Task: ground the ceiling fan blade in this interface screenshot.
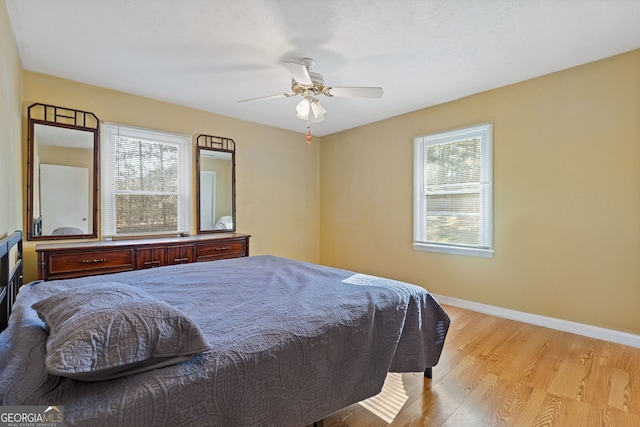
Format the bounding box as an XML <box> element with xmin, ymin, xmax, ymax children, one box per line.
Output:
<box><xmin>327</xmin><ymin>86</ymin><xmax>384</xmax><ymax>98</ymax></box>
<box><xmin>237</xmin><ymin>93</ymin><xmax>293</xmax><ymax>103</ymax></box>
<box><xmin>283</xmin><ymin>61</ymin><xmax>312</xmax><ymax>85</ymax></box>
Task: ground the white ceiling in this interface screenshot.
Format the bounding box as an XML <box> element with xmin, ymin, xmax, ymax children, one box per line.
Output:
<box><xmin>6</xmin><ymin>0</ymin><xmax>640</xmax><ymax>137</ymax></box>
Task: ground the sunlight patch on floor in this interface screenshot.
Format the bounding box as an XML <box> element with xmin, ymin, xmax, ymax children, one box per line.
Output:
<box><xmin>358</xmin><ymin>373</ymin><xmax>408</xmax><ymax>423</ymax></box>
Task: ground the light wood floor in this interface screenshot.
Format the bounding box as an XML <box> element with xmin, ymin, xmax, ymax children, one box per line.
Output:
<box><xmin>323</xmin><ymin>305</ymin><xmax>640</xmax><ymax>427</ymax></box>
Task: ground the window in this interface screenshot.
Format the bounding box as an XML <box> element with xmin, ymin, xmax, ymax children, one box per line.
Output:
<box><xmin>413</xmin><ymin>123</ymin><xmax>493</xmax><ymax>258</ymax></box>
<box><xmin>101</xmin><ymin>123</ymin><xmax>192</xmax><ymax>238</ymax></box>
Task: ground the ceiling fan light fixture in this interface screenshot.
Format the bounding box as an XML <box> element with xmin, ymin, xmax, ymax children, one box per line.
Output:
<box><xmin>296</xmin><ymin>97</ymin><xmax>311</xmax><ymax>120</ymax></box>
<box><xmin>296</xmin><ymin>96</ymin><xmax>325</xmax><ymax>122</ymax></box>
<box><xmin>310</xmin><ymin>98</ymin><xmax>326</xmax><ymax>118</ymax></box>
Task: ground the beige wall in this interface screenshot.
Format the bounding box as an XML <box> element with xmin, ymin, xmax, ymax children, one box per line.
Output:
<box><xmin>320</xmin><ymin>50</ymin><xmax>640</xmax><ymax>335</ymax></box>
<box><xmin>0</xmin><ymin>0</ymin><xmax>23</xmax><ymax>237</ymax></box>
<box><xmin>21</xmin><ymin>71</ymin><xmax>320</xmax><ymax>282</ymax></box>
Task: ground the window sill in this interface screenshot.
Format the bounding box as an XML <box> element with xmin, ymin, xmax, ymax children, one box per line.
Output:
<box><xmin>412</xmin><ymin>242</ymin><xmax>494</xmax><ymax>258</ymax></box>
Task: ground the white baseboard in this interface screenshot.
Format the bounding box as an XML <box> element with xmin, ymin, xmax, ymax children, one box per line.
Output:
<box><xmin>432</xmin><ymin>293</ymin><xmax>640</xmax><ymax>349</ymax></box>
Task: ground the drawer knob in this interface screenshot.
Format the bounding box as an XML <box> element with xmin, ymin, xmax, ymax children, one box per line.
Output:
<box><xmin>214</xmin><ymin>247</ymin><xmax>231</xmax><ymax>251</ymax></box>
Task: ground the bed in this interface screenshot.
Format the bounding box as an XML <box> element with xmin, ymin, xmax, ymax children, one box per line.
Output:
<box><xmin>0</xmin><ymin>234</ymin><xmax>449</xmax><ymax>426</ymax></box>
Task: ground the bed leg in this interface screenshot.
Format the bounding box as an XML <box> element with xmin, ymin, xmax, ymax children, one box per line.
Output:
<box><xmin>424</xmin><ymin>367</ymin><xmax>432</xmax><ymax>378</ymax></box>
<box><xmin>313</xmin><ymin>421</ymin><xmax>324</xmax><ymax>427</ymax></box>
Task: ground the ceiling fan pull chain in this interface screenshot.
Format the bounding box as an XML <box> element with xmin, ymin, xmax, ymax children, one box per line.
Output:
<box><xmin>305</xmin><ymin>121</ymin><xmax>312</xmax><ymax>144</ymax></box>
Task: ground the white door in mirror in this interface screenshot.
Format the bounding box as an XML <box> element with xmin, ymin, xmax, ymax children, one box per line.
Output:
<box><xmin>200</xmin><ymin>171</ymin><xmax>216</xmax><ymax>231</ymax></box>
<box><xmin>40</xmin><ymin>164</ymin><xmax>89</xmax><ymax>234</ymax></box>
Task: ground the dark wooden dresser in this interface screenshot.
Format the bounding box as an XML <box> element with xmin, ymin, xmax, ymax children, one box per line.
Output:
<box><xmin>36</xmin><ymin>233</ymin><xmax>250</xmax><ymax>281</ymax></box>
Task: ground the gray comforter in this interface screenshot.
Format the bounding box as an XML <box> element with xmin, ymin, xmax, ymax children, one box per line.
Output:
<box><xmin>0</xmin><ymin>255</ymin><xmax>449</xmax><ymax>426</ymax></box>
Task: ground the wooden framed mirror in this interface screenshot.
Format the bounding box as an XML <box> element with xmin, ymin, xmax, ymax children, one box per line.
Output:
<box><xmin>26</xmin><ymin>103</ymin><xmax>99</xmax><ymax>240</ymax></box>
<box><xmin>196</xmin><ymin>134</ymin><xmax>236</xmax><ymax>234</ymax></box>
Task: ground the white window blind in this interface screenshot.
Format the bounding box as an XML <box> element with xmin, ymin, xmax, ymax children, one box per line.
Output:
<box><xmin>101</xmin><ymin>123</ymin><xmax>192</xmax><ymax>238</ymax></box>
<box><xmin>413</xmin><ymin>123</ymin><xmax>493</xmax><ymax>258</ymax></box>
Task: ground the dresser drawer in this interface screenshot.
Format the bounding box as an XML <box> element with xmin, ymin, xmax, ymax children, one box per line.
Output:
<box><xmin>45</xmin><ymin>248</ymin><xmax>136</xmax><ymax>279</ymax></box>
<box><xmin>36</xmin><ymin>233</ymin><xmax>250</xmax><ymax>280</ymax></box>
<box><xmin>136</xmin><ymin>247</ymin><xmax>167</xmax><ymax>269</ymax></box>
<box><xmin>196</xmin><ymin>238</ymin><xmax>247</xmax><ymax>262</ymax></box>
<box><xmin>167</xmin><ymin>244</ymin><xmax>195</xmax><ymax>265</ymax></box>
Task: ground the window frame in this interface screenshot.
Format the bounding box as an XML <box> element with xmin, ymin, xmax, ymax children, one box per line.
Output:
<box><xmin>413</xmin><ymin>123</ymin><xmax>494</xmax><ymax>258</ymax></box>
<box><xmin>101</xmin><ymin>122</ymin><xmax>192</xmax><ymax>239</ymax></box>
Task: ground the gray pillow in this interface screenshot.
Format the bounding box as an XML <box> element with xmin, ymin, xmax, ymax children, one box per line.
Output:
<box><xmin>32</xmin><ymin>283</ymin><xmax>209</xmax><ymax>381</ymax></box>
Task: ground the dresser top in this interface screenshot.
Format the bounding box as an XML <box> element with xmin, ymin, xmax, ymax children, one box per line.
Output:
<box><xmin>35</xmin><ymin>233</ymin><xmax>251</xmax><ymax>252</ymax></box>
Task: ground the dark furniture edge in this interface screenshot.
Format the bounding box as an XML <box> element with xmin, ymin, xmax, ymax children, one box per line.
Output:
<box><xmin>1</xmin><ymin>230</ymin><xmax>23</xmax><ymax>332</ymax></box>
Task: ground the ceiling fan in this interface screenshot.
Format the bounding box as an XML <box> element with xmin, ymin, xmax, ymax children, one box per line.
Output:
<box><xmin>238</xmin><ymin>58</ymin><xmax>384</xmax><ymax>124</ymax></box>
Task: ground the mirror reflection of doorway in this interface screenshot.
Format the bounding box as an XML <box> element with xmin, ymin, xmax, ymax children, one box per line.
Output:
<box><xmin>200</xmin><ymin>171</ymin><xmax>216</xmax><ymax>231</ymax></box>
<box><xmin>40</xmin><ymin>164</ymin><xmax>89</xmax><ymax>234</ymax></box>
